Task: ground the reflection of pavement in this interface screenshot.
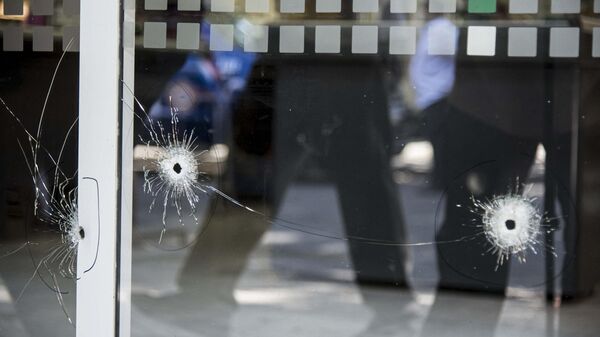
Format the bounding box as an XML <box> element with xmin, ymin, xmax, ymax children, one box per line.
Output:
<box><xmin>0</xmin><ymin>182</ymin><xmax>597</xmax><ymax>336</ymax></box>
<box><xmin>0</xmin><ymin>181</ymin><xmax>594</xmax><ymax>337</ymax></box>
<box><xmin>0</xmin><ymin>234</ymin><xmax>76</xmax><ymax>337</ymax></box>
<box><xmin>129</xmin><ymin>182</ymin><xmax>600</xmax><ymax>337</ymax></box>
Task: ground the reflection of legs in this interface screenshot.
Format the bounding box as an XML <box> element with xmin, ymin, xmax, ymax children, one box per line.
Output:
<box><xmin>273</xmin><ymin>61</ymin><xmax>408</xmax><ymax>284</ymax></box>
<box><xmin>310</xmin><ymin>63</ymin><xmax>409</xmax><ymax>335</ymax></box>
<box><xmin>178</xmin><ymin>199</ymin><xmax>271</xmax><ymax>290</ymax></box>
<box><xmin>175</xmin><ymin>79</ymin><xmax>308</xmax><ymax>335</ymax></box>
<box><xmin>177</xmin><ymin>198</ymin><xmax>270</xmax><ymax>336</ymax></box>
<box><xmin>330</xmin><ymin>133</ymin><xmax>407</xmax><ymax>284</ymax></box>
<box><xmin>271</xmin><ymin>132</ymin><xmax>307</xmax><ymax>212</ymax></box>
<box><xmin>323</xmin><ymin>67</ymin><xmax>407</xmax><ymax>285</ymax></box>
<box><xmin>436</xmin><ymin>110</ymin><xmax>536</xmax><ymax>292</ymax></box>
<box><xmin>550</xmin><ymin>133</ymin><xmax>588</xmax><ymax>298</ymax></box>
<box><xmin>424</xmin><ymin>99</ymin><xmax>452</xmax><ymax>189</ymax></box>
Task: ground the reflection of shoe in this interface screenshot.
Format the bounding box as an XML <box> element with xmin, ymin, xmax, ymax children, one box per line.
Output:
<box><xmin>436</xmin><ymin>283</ymin><xmax>506</xmax><ymax>297</ymax></box>
<box><xmin>355</xmin><ymin>276</ymin><xmax>409</xmax><ymax>289</ymax></box>
<box><xmin>546</xmin><ymin>289</ymin><xmax>594</xmax><ymax>304</ymax></box>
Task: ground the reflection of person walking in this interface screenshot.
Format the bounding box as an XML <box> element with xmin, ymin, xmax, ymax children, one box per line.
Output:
<box><xmin>273</xmin><ymin>60</ymin><xmax>409</xmax><ymax>286</ymax></box>
<box><xmin>409</xmin><ymin>16</ymin><xmax>458</xmax><ymax>188</ymax></box>
<box><xmin>422</xmin><ymin>18</ymin><xmax>558</xmax><ymax>293</ymax></box>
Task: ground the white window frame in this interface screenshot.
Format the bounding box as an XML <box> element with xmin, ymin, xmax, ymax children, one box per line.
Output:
<box><xmin>77</xmin><ymin>0</ymin><xmax>134</xmax><ymax>336</ymax></box>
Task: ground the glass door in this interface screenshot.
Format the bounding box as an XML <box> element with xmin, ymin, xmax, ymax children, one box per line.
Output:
<box><xmin>3</xmin><ymin>0</ymin><xmax>600</xmax><ymax>336</ymax></box>
<box><xmin>0</xmin><ymin>0</ymin><xmax>81</xmax><ymax>336</ymax></box>
<box><xmin>2</xmin><ymin>0</ymin><xmax>127</xmax><ymax>336</ymax></box>
<box><xmin>121</xmin><ymin>1</ymin><xmax>600</xmax><ymax>337</ymax></box>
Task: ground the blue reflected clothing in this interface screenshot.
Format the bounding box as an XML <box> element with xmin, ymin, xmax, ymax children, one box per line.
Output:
<box><xmin>149</xmin><ymin>54</ymin><xmax>220</xmax><ymax>144</ymax></box>
<box><xmin>201</xmin><ymin>21</ymin><xmax>256</xmax><ymax>95</ymax></box>
<box><xmin>213</xmin><ymin>49</ymin><xmax>256</xmax><ymax>94</ymax></box>
<box><xmin>150</xmin><ymin>21</ymin><xmax>257</xmax><ymax>144</ymax></box>
<box><xmin>409</xmin><ymin>17</ymin><xmax>458</xmax><ymax>110</ymax></box>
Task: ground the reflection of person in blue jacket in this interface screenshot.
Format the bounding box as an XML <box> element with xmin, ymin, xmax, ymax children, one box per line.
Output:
<box><xmin>149</xmin><ymin>21</ymin><xmax>257</xmax><ymax>145</ymax></box>
<box><xmin>149</xmin><ymin>53</ymin><xmax>220</xmax><ymax>145</ymax></box>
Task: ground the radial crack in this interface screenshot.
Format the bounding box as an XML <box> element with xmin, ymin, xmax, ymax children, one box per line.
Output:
<box><xmin>467</xmin><ymin>179</ymin><xmax>556</xmax><ymax>270</ymax></box>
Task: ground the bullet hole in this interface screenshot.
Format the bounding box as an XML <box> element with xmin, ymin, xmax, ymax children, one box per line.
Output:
<box><xmin>173</xmin><ymin>162</ymin><xmax>182</xmax><ymax>174</ymax></box>
<box><xmin>79</xmin><ymin>227</ymin><xmax>85</xmax><ymax>239</ymax></box>
<box><xmin>470</xmin><ymin>183</ymin><xmax>549</xmax><ymax>269</ymax></box>
<box><xmin>505</xmin><ymin>219</ymin><xmax>516</xmax><ymax>230</ymax></box>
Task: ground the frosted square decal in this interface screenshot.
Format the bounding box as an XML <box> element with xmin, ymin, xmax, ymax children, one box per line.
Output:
<box><xmin>391</xmin><ymin>0</ymin><xmax>417</xmax><ymax>13</ymax></box>
<box><xmin>3</xmin><ymin>0</ymin><xmax>23</xmax><ymax>15</ymax></box>
<box><xmin>145</xmin><ymin>0</ymin><xmax>167</xmax><ymax>10</ymax></box>
<box><xmin>62</xmin><ymin>26</ymin><xmax>79</xmax><ymax>51</ymax></box>
<box><xmin>178</xmin><ymin>0</ymin><xmax>201</xmax><ymax>11</ymax></box>
<box><xmin>508</xmin><ymin>27</ymin><xmax>537</xmax><ymax>57</ymax></box>
<box><xmin>316</xmin><ymin>0</ymin><xmax>341</xmax><ymax>12</ymax></box>
<box><xmin>353</xmin><ymin>0</ymin><xmax>378</xmax><ymax>12</ymax></box>
<box><xmin>210</xmin><ymin>24</ymin><xmax>234</xmax><ymax>51</ymax></box>
<box><xmin>31</xmin><ymin>0</ymin><xmax>53</xmax><ymax>15</ymax></box>
<box><xmin>33</xmin><ymin>26</ymin><xmax>54</xmax><ymax>52</ymax></box>
<box><xmin>3</xmin><ymin>26</ymin><xmax>23</xmax><ymax>51</ymax></box>
<box><xmin>467</xmin><ymin>26</ymin><xmax>496</xmax><ymax>56</ymax></box>
<box><xmin>246</xmin><ymin>0</ymin><xmax>269</xmax><ymax>12</ymax></box>
<box><xmin>176</xmin><ymin>23</ymin><xmax>200</xmax><ymax>50</ymax></box>
<box><xmin>244</xmin><ymin>24</ymin><xmax>268</xmax><ymax>52</ymax></box>
<box><xmin>509</xmin><ymin>0</ymin><xmax>537</xmax><ymax>13</ymax></box>
<box><xmin>143</xmin><ymin>22</ymin><xmax>166</xmax><ymax>49</ymax></box>
<box><xmin>281</xmin><ymin>0</ymin><xmax>304</xmax><ymax>13</ymax></box>
<box><xmin>427</xmin><ymin>23</ymin><xmax>457</xmax><ymax>55</ymax></box>
<box><xmin>429</xmin><ymin>0</ymin><xmax>456</xmax><ymax>13</ymax></box>
<box><xmin>315</xmin><ymin>25</ymin><xmax>341</xmax><ymax>54</ymax></box>
<box><xmin>212</xmin><ymin>0</ymin><xmax>234</xmax><ymax>12</ymax></box>
<box><xmin>551</xmin><ymin>0</ymin><xmax>580</xmax><ymax>13</ymax></box>
<box><xmin>549</xmin><ymin>27</ymin><xmax>579</xmax><ymax>57</ymax></box>
<box><xmin>63</xmin><ymin>0</ymin><xmax>80</xmax><ymax>15</ymax></box>
<box><xmin>279</xmin><ymin>26</ymin><xmax>304</xmax><ymax>53</ymax></box>
<box><xmin>468</xmin><ymin>0</ymin><xmax>496</xmax><ymax>13</ymax></box>
<box><xmin>389</xmin><ymin>26</ymin><xmax>416</xmax><ymax>55</ymax></box>
<box><xmin>352</xmin><ymin>26</ymin><xmax>378</xmax><ymax>54</ymax></box>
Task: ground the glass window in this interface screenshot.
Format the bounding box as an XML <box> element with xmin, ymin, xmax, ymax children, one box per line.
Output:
<box><xmin>0</xmin><ymin>0</ymin><xmax>80</xmax><ymax>335</ymax></box>
<box><xmin>126</xmin><ymin>1</ymin><xmax>600</xmax><ymax>336</ymax></box>
<box><xmin>2</xmin><ymin>0</ymin><xmax>600</xmax><ymax>336</ymax></box>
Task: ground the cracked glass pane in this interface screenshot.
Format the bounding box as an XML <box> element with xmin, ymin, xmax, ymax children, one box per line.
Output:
<box><xmin>3</xmin><ymin>0</ymin><xmax>597</xmax><ymax>335</ymax></box>
<box><xmin>1</xmin><ymin>1</ymin><xmax>80</xmax><ymax>333</ymax></box>
<box><xmin>126</xmin><ymin>2</ymin><xmax>600</xmax><ymax>337</ymax></box>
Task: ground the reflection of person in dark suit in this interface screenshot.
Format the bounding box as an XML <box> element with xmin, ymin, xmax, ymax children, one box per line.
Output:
<box><xmin>424</xmin><ymin>24</ymin><xmax>579</xmax><ymax>297</ymax></box>
<box><xmin>272</xmin><ymin>59</ymin><xmax>408</xmax><ymax>285</ymax></box>
<box><xmin>409</xmin><ymin>15</ymin><xmax>458</xmax><ymax>189</ymax></box>
<box><xmin>176</xmin><ymin>31</ymin><xmax>409</xmax><ymax>337</ymax></box>
<box><xmin>409</xmin><ymin>15</ymin><xmax>522</xmax><ymax>292</ymax></box>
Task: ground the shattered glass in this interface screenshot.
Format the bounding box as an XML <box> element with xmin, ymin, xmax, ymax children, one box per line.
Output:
<box><xmin>1</xmin><ymin>1</ymin><xmax>599</xmax><ymax>336</ymax></box>
<box><xmin>126</xmin><ymin>2</ymin><xmax>595</xmax><ymax>336</ymax></box>
<box><xmin>1</xmin><ymin>26</ymin><xmax>79</xmax><ymax>337</ymax></box>
<box><xmin>127</xmin><ymin>3</ymin><xmax>598</xmax><ymax>336</ymax></box>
